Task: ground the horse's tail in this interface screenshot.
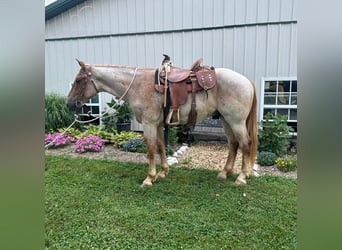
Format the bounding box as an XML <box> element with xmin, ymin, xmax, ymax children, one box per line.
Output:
<box><xmin>246</xmin><ymin>80</ymin><xmax>258</xmax><ymax>166</ymax></box>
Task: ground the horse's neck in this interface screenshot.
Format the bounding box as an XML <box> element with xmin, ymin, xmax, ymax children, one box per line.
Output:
<box><xmin>92</xmin><ymin>66</ymin><xmax>135</xmax><ymax>98</ymax></box>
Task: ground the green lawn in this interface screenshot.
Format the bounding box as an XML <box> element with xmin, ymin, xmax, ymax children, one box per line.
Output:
<box><xmin>45</xmin><ymin>155</ymin><xmax>297</xmax><ymax>249</ymax></box>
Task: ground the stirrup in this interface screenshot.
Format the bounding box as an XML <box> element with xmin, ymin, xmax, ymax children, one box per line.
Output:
<box><xmin>166</xmin><ymin>109</ymin><xmax>180</xmax><ymax>126</ymax></box>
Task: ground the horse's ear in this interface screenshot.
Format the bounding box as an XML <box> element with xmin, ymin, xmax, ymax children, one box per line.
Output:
<box><xmin>75</xmin><ymin>58</ymin><xmax>86</xmax><ymax>69</ymax></box>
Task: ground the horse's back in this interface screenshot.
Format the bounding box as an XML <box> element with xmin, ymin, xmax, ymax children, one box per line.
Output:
<box><xmin>215</xmin><ymin>68</ymin><xmax>251</xmax><ymax>88</ymax></box>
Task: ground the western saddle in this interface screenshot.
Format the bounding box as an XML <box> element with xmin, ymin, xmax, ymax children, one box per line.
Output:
<box><xmin>155</xmin><ymin>54</ymin><xmax>216</xmax><ymax>126</ymax></box>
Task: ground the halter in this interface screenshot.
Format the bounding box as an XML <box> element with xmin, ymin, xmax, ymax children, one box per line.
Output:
<box><xmin>73</xmin><ymin>69</ymin><xmax>99</xmax><ymax>108</ymax></box>
<box><xmin>85</xmin><ymin>70</ymin><xmax>99</xmax><ymax>93</ymax></box>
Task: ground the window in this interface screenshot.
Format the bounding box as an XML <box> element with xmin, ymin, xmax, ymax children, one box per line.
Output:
<box><xmin>261</xmin><ymin>78</ymin><xmax>297</xmax><ymax>134</ymax></box>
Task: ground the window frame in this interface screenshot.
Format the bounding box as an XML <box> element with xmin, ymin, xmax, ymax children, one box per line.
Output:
<box><xmin>260</xmin><ymin>77</ymin><xmax>297</xmax><ymax>135</ymax></box>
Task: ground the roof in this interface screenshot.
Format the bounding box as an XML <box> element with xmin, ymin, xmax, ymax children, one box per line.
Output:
<box><xmin>45</xmin><ymin>0</ymin><xmax>87</xmax><ymax>20</ymax></box>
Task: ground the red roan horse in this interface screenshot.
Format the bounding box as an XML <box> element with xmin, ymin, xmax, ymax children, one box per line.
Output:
<box><xmin>67</xmin><ymin>59</ymin><xmax>257</xmax><ymax>187</ymax></box>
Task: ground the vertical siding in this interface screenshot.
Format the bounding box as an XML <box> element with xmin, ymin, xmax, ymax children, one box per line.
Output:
<box><xmin>45</xmin><ymin>0</ymin><xmax>298</xmax><ymax>129</ymax></box>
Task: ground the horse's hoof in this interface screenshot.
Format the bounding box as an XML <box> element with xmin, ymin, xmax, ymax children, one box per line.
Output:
<box><xmin>157</xmin><ymin>169</ymin><xmax>169</xmax><ymax>179</ymax></box>
<box><xmin>217</xmin><ymin>172</ymin><xmax>227</xmax><ymax>180</ymax></box>
<box><xmin>141</xmin><ymin>180</ymin><xmax>153</xmax><ymax>188</ymax></box>
<box><xmin>157</xmin><ymin>172</ymin><xmax>166</xmax><ymax>178</ymax></box>
<box><xmin>234</xmin><ymin>178</ymin><xmax>246</xmax><ymax>185</ymax></box>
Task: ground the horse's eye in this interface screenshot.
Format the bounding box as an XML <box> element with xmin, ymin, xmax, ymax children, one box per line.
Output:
<box><xmin>75</xmin><ymin>79</ymin><xmax>81</xmax><ymax>84</ymax></box>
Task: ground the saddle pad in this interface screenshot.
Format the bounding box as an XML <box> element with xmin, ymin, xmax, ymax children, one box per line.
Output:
<box><xmin>196</xmin><ymin>67</ymin><xmax>216</xmax><ymax>90</ymax></box>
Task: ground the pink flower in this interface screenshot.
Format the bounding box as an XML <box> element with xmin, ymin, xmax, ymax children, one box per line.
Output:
<box><xmin>45</xmin><ymin>133</ymin><xmax>75</xmax><ymax>148</ymax></box>
<box><xmin>74</xmin><ymin>136</ymin><xmax>107</xmax><ymax>153</ymax></box>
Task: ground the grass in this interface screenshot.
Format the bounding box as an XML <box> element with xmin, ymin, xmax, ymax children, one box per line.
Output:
<box><xmin>45</xmin><ymin>155</ymin><xmax>297</xmax><ymax>249</ymax></box>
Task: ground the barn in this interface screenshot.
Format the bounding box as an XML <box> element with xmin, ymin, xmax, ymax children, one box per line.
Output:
<box><xmin>45</xmin><ymin>0</ymin><xmax>297</xmax><ymax>136</ymax></box>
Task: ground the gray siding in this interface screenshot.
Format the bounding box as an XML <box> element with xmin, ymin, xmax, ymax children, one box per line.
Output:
<box><xmin>45</xmin><ymin>0</ymin><xmax>297</xmax><ymax>131</ymax></box>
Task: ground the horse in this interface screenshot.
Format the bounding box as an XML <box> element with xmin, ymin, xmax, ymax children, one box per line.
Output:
<box><xmin>67</xmin><ymin>59</ymin><xmax>258</xmax><ymax>187</ymax></box>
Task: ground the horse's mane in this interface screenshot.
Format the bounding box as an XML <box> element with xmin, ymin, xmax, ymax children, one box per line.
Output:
<box><xmin>91</xmin><ymin>64</ymin><xmax>154</xmax><ymax>70</ymax></box>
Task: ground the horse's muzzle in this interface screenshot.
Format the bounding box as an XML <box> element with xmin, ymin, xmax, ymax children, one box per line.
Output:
<box><xmin>66</xmin><ymin>99</ymin><xmax>83</xmax><ymax>113</ymax></box>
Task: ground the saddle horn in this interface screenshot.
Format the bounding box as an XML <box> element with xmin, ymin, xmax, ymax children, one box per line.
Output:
<box><xmin>162</xmin><ymin>54</ymin><xmax>171</xmax><ymax>64</ymax></box>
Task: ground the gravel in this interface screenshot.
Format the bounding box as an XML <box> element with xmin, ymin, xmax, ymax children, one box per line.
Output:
<box><xmin>45</xmin><ymin>141</ymin><xmax>297</xmax><ymax>179</ymax></box>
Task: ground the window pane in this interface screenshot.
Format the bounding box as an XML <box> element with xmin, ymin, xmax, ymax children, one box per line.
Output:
<box><xmin>82</xmin><ymin>105</ymin><xmax>91</xmax><ymax>114</ymax></box>
<box><xmin>287</xmin><ymin>121</ymin><xmax>297</xmax><ymax>133</ymax></box>
<box><xmin>291</xmin><ymin>80</ymin><xmax>297</xmax><ymax>92</ymax></box>
<box><xmin>277</xmin><ymin>81</ymin><xmax>290</xmax><ymax>105</ymax></box>
<box><xmin>90</xmin><ymin>95</ymin><xmax>99</xmax><ymax>103</ymax></box>
<box><xmin>91</xmin><ymin>106</ymin><xmax>99</xmax><ymax>115</ymax></box>
<box><xmin>290</xmin><ymin>81</ymin><xmax>297</xmax><ymax>105</ymax></box>
<box><xmin>291</xmin><ymin>93</ymin><xmax>297</xmax><ymax>105</ymax></box>
<box><xmin>277</xmin><ymin>108</ymin><xmax>289</xmax><ymax>118</ymax></box>
<box><xmin>264</xmin><ymin>108</ymin><xmax>275</xmax><ymax>117</ymax></box>
<box><xmin>264</xmin><ymin>81</ymin><xmax>277</xmax><ymax>104</ymax></box>
<box><xmin>264</xmin><ymin>93</ymin><xmax>277</xmax><ymax>105</ymax></box>
<box><xmin>290</xmin><ymin>109</ymin><xmax>297</xmax><ymax>120</ymax></box>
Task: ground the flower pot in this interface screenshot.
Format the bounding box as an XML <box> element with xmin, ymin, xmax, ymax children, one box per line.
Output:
<box><xmin>116</xmin><ymin>122</ymin><xmax>131</xmax><ymax>132</ymax></box>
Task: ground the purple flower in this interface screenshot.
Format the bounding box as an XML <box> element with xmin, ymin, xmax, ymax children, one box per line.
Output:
<box><xmin>74</xmin><ymin>135</ymin><xmax>107</xmax><ymax>153</ymax></box>
<box><xmin>45</xmin><ymin>133</ymin><xmax>75</xmax><ymax>148</ymax></box>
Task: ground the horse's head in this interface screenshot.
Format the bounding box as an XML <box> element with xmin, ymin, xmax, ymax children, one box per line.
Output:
<box><xmin>66</xmin><ymin>59</ymin><xmax>99</xmax><ymax>113</ymax></box>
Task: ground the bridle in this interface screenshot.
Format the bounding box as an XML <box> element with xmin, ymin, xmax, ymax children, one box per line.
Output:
<box><xmin>73</xmin><ymin>68</ymin><xmax>99</xmax><ymax>109</ymax></box>
<box><xmin>83</xmin><ymin>70</ymin><xmax>99</xmax><ymax>93</ymax></box>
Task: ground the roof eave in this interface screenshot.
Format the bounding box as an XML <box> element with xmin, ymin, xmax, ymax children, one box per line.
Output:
<box><xmin>45</xmin><ymin>0</ymin><xmax>87</xmax><ymax>21</ymax></box>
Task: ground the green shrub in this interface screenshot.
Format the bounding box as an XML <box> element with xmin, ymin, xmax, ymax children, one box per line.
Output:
<box><xmin>257</xmin><ymin>151</ymin><xmax>277</xmax><ymax>166</ymax></box>
<box><xmin>57</xmin><ymin>127</ymin><xmax>82</xmax><ymax>138</ymax></box>
<box><xmin>45</xmin><ymin>93</ymin><xmax>74</xmax><ymax>132</ymax></box>
<box><xmin>76</xmin><ymin>124</ymin><xmax>116</xmax><ymax>142</ymax></box>
<box><xmin>110</xmin><ymin>131</ymin><xmax>142</xmax><ymax>147</ymax></box>
<box><xmin>258</xmin><ymin>112</ymin><xmax>293</xmax><ymax>156</ymax></box>
<box><xmin>168</xmin><ymin>126</ymin><xmax>178</xmax><ymax>146</ymax></box>
<box><xmin>101</xmin><ymin>99</ymin><xmax>117</xmax><ymax>130</ymax></box>
<box><xmin>275</xmin><ymin>155</ymin><xmax>297</xmax><ymax>172</ymax></box>
<box><xmin>121</xmin><ymin>138</ymin><xmax>147</xmax><ymax>153</ymax></box>
<box><xmin>101</xmin><ymin>98</ymin><xmax>133</xmax><ymax>130</ymax></box>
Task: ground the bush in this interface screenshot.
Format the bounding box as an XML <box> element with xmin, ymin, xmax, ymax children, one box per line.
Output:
<box><xmin>101</xmin><ymin>98</ymin><xmax>133</xmax><ymax>130</ymax></box>
<box><xmin>57</xmin><ymin>127</ymin><xmax>82</xmax><ymax>138</ymax></box>
<box><xmin>121</xmin><ymin>138</ymin><xmax>147</xmax><ymax>153</ymax></box>
<box><xmin>110</xmin><ymin>131</ymin><xmax>142</xmax><ymax>147</ymax></box>
<box><xmin>257</xmin><ymin>151</ymin><xmax>277</xmax><ymax>166</ymax></box>
<box><xmin>76</xmin><ymin>124</ymin><xmax>116</xmax><ymax>142</ymax></box>
<box><xmin>168</xmin><ymin>126</ymin><xmax>178</xmax><ymax>146</ymax></box>
<box><xmin>45</xmin><ymin>93</ymin><xmax>75</xmax><ymax>132</ymax></box>
<box><xmin>275</xmin><ymin>155</ymin><xmax>297</xmax><ymax>172</ymax></box>
<box><xmin>258</xmin><ymin>112</ymin><xmax>293</xmax><ymax>156</ymax></box>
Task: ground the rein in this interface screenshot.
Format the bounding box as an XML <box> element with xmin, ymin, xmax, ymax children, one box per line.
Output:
<box><xmin>45</xmin><ymin>67</ymin><xmax>138</xmax><ymax>149</ymax></box>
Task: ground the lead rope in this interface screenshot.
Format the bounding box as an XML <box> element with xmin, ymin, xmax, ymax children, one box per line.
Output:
<box><xmin>45</xmin><ymin>67</ymin><xmax>138</xmax><ymax>149</ymax></box>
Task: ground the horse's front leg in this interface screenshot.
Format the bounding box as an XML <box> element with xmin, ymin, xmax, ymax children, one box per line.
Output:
<box><xmin>141</xmin><ymin>123</ymin><xmax>158</xmax><ymax>187</ymax></box>
<box><xmin>156</xmin><ymin>125</ymin><xmax>169</xmax><ymax>178</ymax></box>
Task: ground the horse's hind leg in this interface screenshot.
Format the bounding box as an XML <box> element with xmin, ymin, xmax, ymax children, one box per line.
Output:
<box><xmin>218</xmin><ymin>119</ymin><xmax>252</xmax><ymax>185</ymax></box>
<box><xmin>156</xmin><ymin>125</ymin><xmax>169</xmax><ymax>178</ymax></box>
<box><xmin>217</xmin><ymin>120</ymin><xmax>239</xmax><ymax>180</ymax></box>
<box><xmin>231</xmin><ymin>124</ymin><xmax>253</xmax><ymax>185</ymax></box>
